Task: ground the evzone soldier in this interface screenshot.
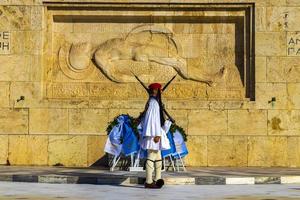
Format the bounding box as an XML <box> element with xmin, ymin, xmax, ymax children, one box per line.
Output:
<box><xmin>138</xmin><ymin>82</ymin><xmax>172</xmax><ymax>189</ymax></box>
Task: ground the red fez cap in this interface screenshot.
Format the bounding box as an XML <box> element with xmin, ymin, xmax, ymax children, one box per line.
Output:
<box><xmin>148</xmin><ymin>83</ymin><xmax>162</xmax><ymax>90</ymax></box>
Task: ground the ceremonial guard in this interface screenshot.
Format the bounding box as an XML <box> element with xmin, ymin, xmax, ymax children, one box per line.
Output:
<box><xmin>138</xmin><ymin>83</ymin><xmax>171</xmax><ymax>189</ymax></box>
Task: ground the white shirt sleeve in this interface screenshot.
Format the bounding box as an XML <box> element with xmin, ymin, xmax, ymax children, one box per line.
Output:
<box><xmin>142</xmin><ymin>98</ymin><xmax>161</xmax><ymax>137</ymax></box>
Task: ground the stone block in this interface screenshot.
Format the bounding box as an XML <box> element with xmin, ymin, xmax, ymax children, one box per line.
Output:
<box><xmin>207</xmin><ymin>136</ymin><xmax>247</xmax><ymax>166</ymax></box>
<box><xmin>281</xmin><ymin>176</ymin><xmax>300</xmax><ymax>184</ymax></box>
<box><xmin>89</xmin><ymin>100</ymin><xmax>146</xmax><ymax>109</ymax></box>
<box><xmin>256</xmin><ymin>32</ymin><xmax>286</xmax><ymax>56</ymax></box>
<box><xmin>23</xmin><ymin>31</ymin><xmax>43</xmax><ymax>55</ymax></box>
<box><xmin>0</xmin><ymin>1</ymin><xmax>10</xmax><ymax>5</ymax></box>
<box><xmin>188</xmin><ymin>110</ymin><xmax>227</xmax><ymax>135</ymax></box>
<box><xmin>27</xmin><ymin>135</ymin><xmax>48</xmax><ymax>165</ymax></box>
<box><xmin>267</xmin><ymin>57</ymin><xmax>300</xmax><ymax>83</ymax></box>
<box><xmin>10</xmin><ymin>0</ymin><xmax>36</xmax><ymax>5</ymax></box>
<box><xmin>108</xmin><ymin>108</ymin><xmax>141</xmax><ymax>120</ymax></box>
<box><xmin>0</xmin><ymin>108</ymin><xmax>28</xmax><ymax>134</ymax></box>
<box><xmin>173</xmin><ymin>34</ymin><xmax>207</xmax><ymax>58</ymax></box>
<box><xmin>185</xmin><ymin>136</ymin><xmax>207</xmax><ymax>166</ymax></box>
<box><xmin>0</xmin><ymin>135</ymin><xmax>8</xmax><ymax>164</ymax></box>
<box><xmin>287</xmin><ymin>137</ymin><xmax>300</xmax><ymax>167</ymax></box>
<box><xmin>29</xmin><ymin>55</ymin><xmax>43</xmax><ymax>81</ymax></box>
<box><xmin>48</xmin><ymin>135</ymin><xmax>88</xmax><ymax>167</ymax></box>
<box><xmin>248</xmin><ymin>136</ymin><xmax>288</xmax><ymax>167</ymax></box>
<box><xmin>207</xmin><ymin>34</ymin><xmax>235</xmax><ymax>58</ymax></box>
<box><xmin>0</xmin><ymin>82</ymin><xmax>9</xmax><ymax>107</ymax></box>
<box><xmin>8</xmin><ymin>135</ymin><xmax>48</xmax><ymax>165</ymax></box>
<box><xmin>87</xmin><ymin>135</ymin><xmax>107</xmax><ymax>166</ymax></box>
<box><xmin>0</xmin><ymin>6</ymin><xmax>31</xmax><ymax>30</ymax></box>
<box><xmin>256</xmin><ymin>57</ymin><xmax>267</xmax><ymax>83</ymax></box>
<box><xmin>69</xmin><ymin>109</ymin><xmax>108</xmax><ymax>135</ymax></box>
<box><xmin>286</xmin><ymin>0</ymin><xmax>300</xmax><ymax>5</ymax></box>
<box><xmin>166</xmin><ymin>109</ymin><xmax>188</xmax><ymax>132</ymax></box>
<box><xmin>31</xmin><ymin>6</ymin><xmax>44</xmax><ymax>30</ymax></box>
<box><xmin>228</xmin><ymin>110</ymin><xmax>267</xmax><ymax>135</ymax></box>
<box><xmin>287</xmin><ymin>83</ymin><xmax>300</xmax><ymax>109</ymax></box>
<box><xmin>255</xmin><ymin>7</ymin><xmax>267</xmax><ymax>32</ymax></box>
<box><xmin>254</xmin><ymin>0</ymin><xmax>286</xmax><ymax>6</ymax></box>
<box><xmin>255</xmin><ymin>83</ymin><xmax>288</xmax><ymax>109</ymax></box>
<box><xmin>267</xmin><ymin>7</ymin><xmax>300</xmax><ymax>32</ymax></box>
<box><xmin>0</xmin><ymin>54</ymin><xmax>31</xmax><ymax>81</ymax></box>
<box><xmin>29</xmin><ymin>108</ymin><xmax>68</xmax><ymax>134</ymax></box>
<box><xmin>226</xmin><ymin>177</ymin><xmax>255</xmax><ymax>185</ymax></box>
<box><xmin>268</xmin><ymin>110</ymin><xmax>300</xmax><ymax>136</ymax></box>
<box><xmin>10</xmin><ymin>82</ymin><xmax>44</xmax><ymax>108</ymax></box>
<box><xmin>167</xmin><ymin>100</ymin><xmax>209</xmax><ymax>110</ymax></box>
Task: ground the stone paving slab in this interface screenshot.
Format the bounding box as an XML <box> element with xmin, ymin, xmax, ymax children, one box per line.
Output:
<box><xmin>1</xmin><ymin>166</ymin><xmax>300</xmax><ymax>185</ymax></box>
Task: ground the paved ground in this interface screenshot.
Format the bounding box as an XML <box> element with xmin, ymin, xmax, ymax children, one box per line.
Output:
<box><xmin>2</xmin><ymin>182</ymin><xmax>300</xmax><ymax>200</ymax></box>
<box><xmin>2</xmin><ymin>166</ymin><xmax>300</xmax><ymax>185</ymax></box>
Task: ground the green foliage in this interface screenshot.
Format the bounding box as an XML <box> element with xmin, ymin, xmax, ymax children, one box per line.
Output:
<box><xmin>106</xmin><ymin>115</ymin><xmax>120</xmax><ymax>135</ymax></box>
<box><xmin>170</xmin><ymin>123</ymin><xmax>188</xmax><ymax>142</ymax></box>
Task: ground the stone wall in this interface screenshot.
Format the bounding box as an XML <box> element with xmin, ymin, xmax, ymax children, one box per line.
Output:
<box><xmin>0</xmin><ymin>0</ymin><xmax>300</xmax><ymax>167</ymax></box>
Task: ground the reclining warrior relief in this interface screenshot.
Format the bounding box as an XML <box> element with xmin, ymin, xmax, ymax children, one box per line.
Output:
<box><xmin>59</xmin><ymin>25</ymin><xmax>240</xmax><ymax>87</ymax></box>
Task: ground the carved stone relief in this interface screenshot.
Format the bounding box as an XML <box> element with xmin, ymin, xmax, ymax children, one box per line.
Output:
<box><xmin>58</xmin><ymin>25</ymin><xmax>240</xmax><ymax>88</ymax></box>
<box><xmin>45</xmin><ymin>4</ymin><xmax>254</xmax><ymax>101</ymax></box>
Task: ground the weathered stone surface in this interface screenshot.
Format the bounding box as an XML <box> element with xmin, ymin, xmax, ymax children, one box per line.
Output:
<box><xmin>256</xmin><ymin>57</ymin><xmax>267</xmax><ymax>83</ymax></box>
<box><xmin>268</xmin><ymin>110</ymin><xmax>300</xmax><ymax>136</ymax></box>
<box><xmin>0</xmin><ymin>6</ymin><xmax>31</xmax><ymax>30</ymax></box>
<box><xmin>267</xmin><ymin>7</ymin><xmax>300</xmax><ymax>32</ymax></box>
<box><xmin>27</xmin><ymin>135</ymin><xmax>48</xmax><ymax>165</ymax></box>
<box><xmin>0</xmin><ymin>0</ymin><xmax>10</xmax><ymax>5</ymax></box>
<box><xmin>185</xmin><ymin>136</ymin><xmax>207</xmax><ymax>167</ymax></box>
<box><xmin>0</xmin><ymin>108</ymin><xmax>28</xmax><ymax>134</ymax></box>
<box><xmin>9</xmin><ymin>0</ymin><xmax>36</xmax><ymax>5</ymax></box>
<box><xmin>69</xmin><ymin>109</ymin><xmax>108</xmax><ymax>135</ymax></box>
<box><xmin>166</xmin><ymin>109</ymin><xmax>188</xmax><ymax>131</ymax></box>
<box><xmin>0</xmin><ymin>82</ymin><xmax>9</xmax><ymax>107</ymax></box>
<box><xmin>286</xmin><ymin>0</ymin><xmax>300</xmax><ymax>5</ymax></box>
<box><xmin>0</xmin><ymin>135</ymin><xmax>8</xmax><ymax>164</ymax></box>
<box><xmin>287</xmin><ymin>137</ymin><xmax>300</xmax><ymax>167</ymax></box>
<box><xmin>0</xmin><ymin>55</ymin><xmax>31</xmax><ymax>81</ymax></box>
<box><xmin>267</xmin><ymin>57</ymin><xmax>300</xmax><ymax>82</ymax></box>
<box><xmin>207</xmin><ymin>136</ymin><xmax>247</xmax><ymax>166</ymax></box>
<box><xmin>11</xmin><ymin>31</ymin><xmax>42</xmax><ymax>54</ymax></box>
<box><xmin>254</xmin><ymin>0</ymin><xmax>286</xmax><ymax>6</ymax></box>
<box><xmin>167</xmin><ymin>100</ymin><xmax>209</xmax><ymax>110</ymax></box>
<box><xmin>188</xmin><ymin>110</ymin><xmax>227</xmax><ymax>135</ymax></box>
<box><xmin>48</xmin><ymin>135</ymin><xmax>88</xmax><ymax>167</ymax></box>
<box><xmin>89</xmin><ymin>100</ymin><xmax>146</xmax><ymax>109</ymax></box>
<box><xmin>87</xmin><ymin>135</ymin><xmax>107</xmax><ymax>166</ymax></box>
<box><xmin>256</xmin><ymin>33</ymin><xmax>286</xmax><ymax>56</ymax></box>
<box><xmin>10</xmin><ymin>82</ymin><xmax>44</xmax><ymax>108</ymax></box>
<box><xmin>0</xmin><ymin>1</ymin><xmax>299</xmax><ymax>168</ymax></box>
<box><xmin>248</xmin><ymin>136</ymin><xmax>288</xmax><ymax>167</ymax></box>
<box><xmin>8</xmin><ymin>135</ymin><xmax>48</xmax><ymax>165</ymax></box>
<box><xmin>287</xmin><ymin>83</ymin><xmax>300</xmax><ymax>109</ymax></box>
<box><xmin>228</xmin><ymin>110</ymin><xmax>267</xmax><ymax>135</ymax></box>
<box><xmin>31</xmin><ymin>6</ymin><xmax>44</xmax><ymax>30</ymax></box>
<box><xmin>255</xmin><ymin>83</ymin><xmax>288</xmax><ymax>109</ymax></box>
<box><xmin>29</xmin><ymin>108</ymin><xmax>68</xmax><ymax>134</ymax></box>
<box><xmin>255</xmin><ymin>7</ymin><xmax>266</xmax><ymax>32</ymax></box>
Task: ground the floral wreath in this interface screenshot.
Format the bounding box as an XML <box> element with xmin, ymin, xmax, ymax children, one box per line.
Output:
<box><xmin>106</xmin><ymin>114</ymin><xmax>187</xmax><ymax>142</ymax></box>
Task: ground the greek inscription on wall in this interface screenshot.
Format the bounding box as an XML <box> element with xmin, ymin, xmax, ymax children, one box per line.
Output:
<box><xmin>0</xmin><ymin>31</ymin><xmax>10</xmax><ymax>54</ymax></box>
<box><xmin>287</xmin><ymin>32</ymin><xmax>300</xmax><ymax>56</ymax></box>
